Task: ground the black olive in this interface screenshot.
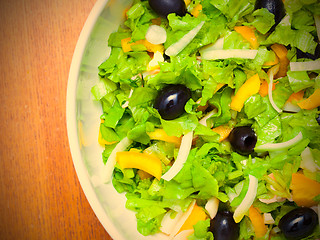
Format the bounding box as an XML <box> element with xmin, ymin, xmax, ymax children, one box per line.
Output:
<box><xmin>154</xmin><ymin>84</ymin><xmax>191</xmax><ymax>120</ymax></box>
<box><xmin>228</xmin><ymin>126</ymin><xmax>257</xmax><ymax>155</ymax></box>
<box><xmin>297</xmin><ymin>44</ymin><xmax>320</xmax><ymax>60</ymax></box>
<box><xmin>209</xmin><ymin>211</ymin><xmax>239</xmax><ymax>240</ymax></box>
<box><xmin>278</xmin><ymin>207</ymin><xmax>318</xmax><ymax>240</ymax></box>
<box><xmin>148</xmin><ymin>0</ymin><xmax>187</xmax><ymax>18</ymax></box>
<box><xmin>254</xmin><ymin>0</ymin><xmax>286</xmax><ymax>29</ymax></box>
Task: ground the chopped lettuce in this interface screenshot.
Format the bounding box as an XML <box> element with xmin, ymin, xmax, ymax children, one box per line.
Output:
<box><xmin>92</xmin><ymin>0</ymin><xmax>320</xmax><ymax>238</ymax></box>
<box><xmin>287</xmin><ymin>70</ymin><xmax>314</xmax><ymax>93</ymax></box>
<box><xmin>249</xmin><ymin>8</ymin><xmax>275</xmax><ymax>34</ymax></box>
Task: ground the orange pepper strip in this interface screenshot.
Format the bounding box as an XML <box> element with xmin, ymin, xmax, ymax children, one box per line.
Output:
<box><xmin>248</xmin><ymin>206</ymin><xmax>268</xmax><ymax>238</ymax></box>
<box><xmin>290</xmin><ymin>173</ymin><xmax>320</xmax><ymax>207</ymax></box>
<box><xmin>271</xmin><ymin>44</ymin><xmax>289</xmax><ymax>78</ymax></box>
<box><xmin>286</xmin><ymin>90</ymin><xmax>304</xmax><ymax>104</ymax></box>
<box><xmin>121</xmin><ymin>37</ymin><xmax>164</xmax><ymax>53</ymax></box>
<box><xmin>116</xmin><ymin>151</ymin><xmax>162</xmax><ymax>180</ymax></box>
<box><xmin>147</xmin><ymin>129</ymin><xmax>181</xmax><ymax>147</ymax></box>
<box><xmin>178</xmin><ymin>204</ymin><xmax>207</xmax><ymax>233</ymax></box>
<box><xmin>259</xmin><ymin>80</ymin><xmax>278</xmax><ymax>97</ymax></box>
<box><xmin>297</xmin><ymin>89</ymin><xmax>320</xmax><ymax>110</ymax></box>
<box><xmin>191</xmin><ymin>4</ymin><xmax>202</xmax><ymax>17</ymax></box>
<box><xmin>234</xmin><ymin>26</ymin><xmax>259</xmax><ymax>49</ymax></box>
<box><xmin>230</xmin><ymin>74</ymin><xmax>261</xmax><ymax>112</ymax></box>
<box><xmin>212</xmin><ymin>125</ymin><xmax>232</xmax><ymax>142</ymax></box>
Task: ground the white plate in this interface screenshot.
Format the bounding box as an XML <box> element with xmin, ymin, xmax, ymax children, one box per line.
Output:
<box><xmin>66</xmin><ymin>0</ymin><xmax>169</xmax><ymax>239</ymax></box>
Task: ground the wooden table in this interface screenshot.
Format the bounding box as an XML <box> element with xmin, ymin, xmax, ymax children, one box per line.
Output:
<box><xmin>0</xmin><ymin>0</ymin><xmax>112</xmax><ymax>239</ymax></box>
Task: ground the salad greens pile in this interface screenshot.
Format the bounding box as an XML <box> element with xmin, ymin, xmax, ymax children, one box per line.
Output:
<box><xmin>92</xmin><ymin>0</ymin><xmax>320</xmax><ymax>239</ymax></box>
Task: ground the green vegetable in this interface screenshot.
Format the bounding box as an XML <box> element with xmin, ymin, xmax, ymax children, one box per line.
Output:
<box><xmin>92</xmin><ymin>0</ymin><xmax>320</xmax><ymax>238</ymax></box>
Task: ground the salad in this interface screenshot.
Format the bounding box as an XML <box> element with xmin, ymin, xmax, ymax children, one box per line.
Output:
<box><xmin>91</xmin><ymin>0</ymin><xmax>320</xmax><ymax>239</ymax></box>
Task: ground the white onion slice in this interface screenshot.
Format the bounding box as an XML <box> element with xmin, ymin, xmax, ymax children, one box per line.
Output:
<box><xmin>160</xmin><ymin>210</ymin><xmax>184</xmax><ymax>235</ymax></box>
<box><xmin>198</xmin><ymin>109</ymin><xmax>217</xmax><ymax>127</ymax></box>
<box><xmin>172</xmin><ymin>229</ymin><xmax>194</xmax><ymax>240</ymax></box>
<box><xmin>282</xmin><ymin>101</ymin><xmax>301</xmax><ymax>113</ymax></box>
<box><xmin>145</xmin><ymin>25</ymin><xmax>167</xmax><ymax>45</ymax></box>
<box><xmin>263</xmin><ymin>213</ymin><xmax>275</xmax><ymax>224</ymax></box>
<box><xmin>233</xmin><ymin>175</ymin><xmax>258</xmax><ymax>223</ymax></box>
<box><xmin>165</xmin><ymin>21</ymin><xmax>205</xmax><ymax>56</ymax></box>
<box><xmin>290</xmin><ymin>59</ymin><xmax>320</xmax><ymax>72</ymax></box>
<box><xmin>102</xmin><ymin>137</ymin><xmax>132</xmax><ymax>183</ymax></box>
<box><xmin>147</xmin><ymin>51</ymin><xmax>164</xmax><ymax>71</ymax></box>
<box><xmin>267</xmin><ymin>64</ymin><xmax>282</xmax><ymax>113</ymax></box>
<box><xmin>121</xmin><ymin>88</ymin><xmax>134</xmax><ymax>108</ymax></box>
<box><xmin>300</xmin><ymin>147</ymin><xmax>320</xmax><ymax>173</ymax></box>
<box><xmin>199</xmin><ymin>37</ymin><xmax>224</xmax><ymax>54</ymax></box>
<box><xmin>169</xmin><ymin>200</ymin><xmax>196</xmax><ymax>238</ymax></box>
<box><xmin>201</xmin><ymin>49</ymin><xmax>258</xmax><ymax>60</ymax></box>
<box><xmin>205</xmin><ymin>197</ymin><xmax>219</xmax><ymax>219</ymax></box>
<box><xmin>259</xmin><ymin>195</ymin><xmax>286</xmax><ymax>204</ymax></box>
<box><xmin>161</xmin><ymin>131</ymin><xmax>193</xmax><ymax>181</ymax></box>
<box><xmin>255</xmin><ymin>132</ymin><xmax>303</xmax><ymax>152</ymax></box>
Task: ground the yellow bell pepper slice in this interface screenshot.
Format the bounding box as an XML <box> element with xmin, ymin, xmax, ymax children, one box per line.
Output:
<box><xmin>230</xmin><ymin>73</ymin><xmax>261</xmax><ymax>112</ymax></box>
<box><xmin>297</xmin><ymin>88</ymin><xmax>320</xmax><ymax>110</ymax></box>
<box><xmin>191</xmin><ymin>4</ymin><xmax>202</xmax><ymax>17</ymax></box>
<box><xmin>271</xmin><ymin>44</ymin><xmax>289</xmax><ymax>78</ymax></box>
<box><xmin>121</xmin><ymin>37</ymin><xmax>164</xmax><ymax>53</ymax></box>
<box><xmin>147</xmin><ymin>129</ymin><xmax>181</xmax><ymax>147</ymax></box>
<box><xmin>116</xmin><ymin>151</ymin><xmax>162</xmax><ymax>180</ymax></box>
<box><xmin>178</xmin><ymin>204</ymin><xmax>207</xmax><ymax>233</ymax></box>
<box><xmin>234</xmin><ymin>26</ymin><xmax>259</xmax><ymax>49</ymax></box>
<box><xmin>248</xmin><ymin>206</ymin><xmax>268</xmax><ymax>238</ymax></box>
<box><xmin>290</xmin><ymin>172</ymin><xmax>320</xmax><ymax>207</ymax></box>
<box><xmin>212</xmin><ymin>125</ymin><xmax>232</xmax><ymax>142</ymax></box>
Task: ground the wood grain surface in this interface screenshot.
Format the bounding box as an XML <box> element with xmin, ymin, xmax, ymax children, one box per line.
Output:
<box><xmin>0</xmin><ymin>0</ymin><xmax>113</xmax><ymax>239</ymax></box>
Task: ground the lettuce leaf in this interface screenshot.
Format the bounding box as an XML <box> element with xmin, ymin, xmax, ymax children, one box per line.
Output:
<box><xmin>254</xmin><ymin>115</ymin><xmax>282</xmax><ymax>145</ymax></box>
<box><xmin>291</xmin><ymin>8</ymin><xmax>316</xmax><ymax>32</ymax></box>
<box><xmin>209</xmin><ymin>0</ymin><xmax>254</xmax><ymax>26</ymax></box>
<box><xmin>287</xmin><ymin>70</ymin><xmax>314</xmax><ymax>93</ymax></box>
<box><xmin>244</xmin><ymin>94</ymin><xmax>267</xmax><ymax>119</ymax></box>
<box><xmin>101</xmin><ymin>100</ymin><xmax>125</xmax><ymax>128</ymax></box>
<box><xmin>264</xmin><ymin>22</ymin><xmax>317</xmax><ymax>54</ymax></box>
<box><xmin>188</xmin><ymin>219</ymin><xmax>213</xmax><ymax>240</ymax></box>
<box><xmin>281</xmin><ymin>109</ymin><xmax>320</xmax><ymax>148</ymax></box>
<box><xmin>223</xmin><ymin>31</ymin><xmax>251</xmax><ymax>49</ymax></box>
<box><xmin>124</xmin><ymin>2</ymin><xmax>156</xmax><ymax>41</ymax></box>
<box><xmin>166</xmin><ymin>13</ymin><xmax>226</xmax><ymax>56</ymax></box>
<box><xmin>192</xmin><ymin>161</ymin><xmax>219</xmax><ymax>199</ymax></box>
<box><xmin>249</xmin><ymin>8</ymin><xmax>275</xmax><ymax>34</ymax></box>
<box><xmin>147</xmin><ymin>56</ymin><xmax>202</xmax><ymax>90</ymax></box>
<box><xmin>208</xmin><ymin>87</ymin><xmax>233</xmax><ymax>127</ymax></box>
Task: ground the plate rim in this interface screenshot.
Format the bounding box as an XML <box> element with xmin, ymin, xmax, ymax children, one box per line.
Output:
<box><xmin>66</xmin><ymin>0</ymin><xmax>125</xmax><ymax>239</ymax></box>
